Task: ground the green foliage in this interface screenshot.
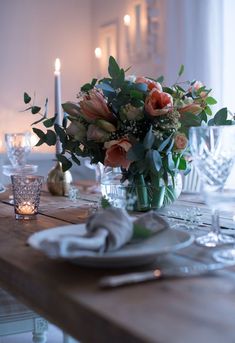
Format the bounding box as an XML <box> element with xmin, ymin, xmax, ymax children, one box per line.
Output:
<box><xmin>81</xmin><ymin>79</ymin><xmax>98</xmax><ymax>92</ymax></box>
<box><xmin>43</xmin><ymin>116</ymin><xmax>56</xmax><ymax>128</ymax></box>
<box><xmin>45</xmin><ymin>130</ymin><xmax>57</xmax><ymax>146</ymax></box>
<box><xmin>108</xmin><ymin>56</ymin><xmax>121</xmax><ymax>78</ymax></box>
<box><xmin>156</xmin><ymin>75</ymin><xmax>164</xmax><ymax>83</ymax></box>
<box><xmin>158</xmin><ymin>134</ymin><xmax>173</xmax><ymax>152</ymax></box>
<box><xmin>24</xmin><ymin>92</ymin><xmax>31</xmax><ymax>104</ymax></box>
<box><xmin>208</xmin><ymin>107</ymin><xmax>232</xmax><ymax>126</ymax></box>
<box><xmin>205</xmin><ymin>96</ymin><xmax>217</xmax><ymax>105</ymax></box>
<box><xmin>132</xmin><ymin>224</ymin><xmax>153</xmax><ymax>239</ymax></box>
<box><xmin>31</xmin><ymin>106</ymin><xmax>41</xmax><ymax>114</ymax></box>
<box><xmin>178</xmin><ymin>64</ymin><xmax>184</xmax><ymax>77</ymax></box>
<box><xmin>56</xmin><ymin>154</ymin><xmax>72</xmax><ymax>171</ymax></box>
<box><xmin>101</xmin><ymin>196</ymin><xmax>112</xmax><ymax>209</ymax></box>
<box><xmin>127</xmin><ymin>143</ymin><xmax>145</xmax><ymax>161</ymax></box>
<box><xmin>143</xmin><ymin>127</ymin><xmax>155</xmax><ymax>149</ymax></box>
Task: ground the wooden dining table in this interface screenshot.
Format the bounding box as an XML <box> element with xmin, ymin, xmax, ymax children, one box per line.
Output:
<box><xmin>1</xmin><ymin>186</ymin><xmax>235</xmax><ymax>343</ymax></box>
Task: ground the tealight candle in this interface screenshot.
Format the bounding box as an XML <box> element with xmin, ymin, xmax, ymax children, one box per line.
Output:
<box><xmin>17</xmin><ymin>202</ymin><xmax>35</xmax><ymax>215</ymax></box>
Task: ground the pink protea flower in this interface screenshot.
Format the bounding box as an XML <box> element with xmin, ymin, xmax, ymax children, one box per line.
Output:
<box><xmin>79</xmin><ymin>89</ymin><xmax>115</xmax><ymax>123</ymax></box>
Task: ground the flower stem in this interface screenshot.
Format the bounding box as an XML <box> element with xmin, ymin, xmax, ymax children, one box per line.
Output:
<box><xmin>150</xmin><ymin>173</ymin><xmax>165</xmax><ymax>209</ymax></box>
<box><xmin>134</xmin><ymin>174</ymin><xmax>149</xmax><ymax>211</ymax></box>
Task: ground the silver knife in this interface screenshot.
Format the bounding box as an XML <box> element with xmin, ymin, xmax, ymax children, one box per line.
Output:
<box><xmin>99</xmin><ymin>262</ymin><xmax>233</xmax><ymax>288</ymax></box>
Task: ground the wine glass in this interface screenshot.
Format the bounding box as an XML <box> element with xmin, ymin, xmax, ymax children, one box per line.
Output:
<box><xmin>5</xmin><ymin>132</ymin><xmax>32</xmax><ymax>168</ymax></box>
<box><xmin>3</xmin><ymin>132</ymin><xmax>38</xmax><ymax>202</ymax></box>
<box><xmin>189</xmin><ymin>125</ymin><xmax>235</xmax><ymax>247</ymax></box>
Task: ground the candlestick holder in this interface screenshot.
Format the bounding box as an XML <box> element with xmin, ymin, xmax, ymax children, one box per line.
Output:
<box><xmin>47</xmin><ymin>161</ymin><xmax>72</xmax><ymax>196</ymax></box>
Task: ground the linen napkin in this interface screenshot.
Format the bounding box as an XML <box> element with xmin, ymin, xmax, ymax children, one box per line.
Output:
<box><xmin>39</xmin><ymin>208</ymin><xmax>168</xmax><ymax>258</ymax></box>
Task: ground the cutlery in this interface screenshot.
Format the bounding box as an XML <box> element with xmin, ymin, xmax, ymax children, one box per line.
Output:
<box><xmin>99</xmin><ymin>262</ymin><xmax>234</xmax><ymax>288</ymax></box>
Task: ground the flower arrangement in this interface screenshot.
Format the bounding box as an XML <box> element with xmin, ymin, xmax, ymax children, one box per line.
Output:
<box><xmin>24</xmin><ymin>56</ymin><xmax>232</xmax><ymax>210</ymax></box>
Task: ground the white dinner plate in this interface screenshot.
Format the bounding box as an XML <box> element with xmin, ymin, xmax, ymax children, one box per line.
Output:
<box><xmin>28</xmin><ymin>224</ymin><xmax>194</xmax><ymax>268</ymax></box>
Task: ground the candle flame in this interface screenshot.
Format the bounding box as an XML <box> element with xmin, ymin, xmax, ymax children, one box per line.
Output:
<box><xmin>55</xmin><ymin>58</ymin><xmax>61</xmax><ymax>72</ymax></box>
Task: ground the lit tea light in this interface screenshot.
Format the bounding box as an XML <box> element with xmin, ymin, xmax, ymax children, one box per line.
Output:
<box><xmin>17</xmin><ymin>202</ymin><xmax>35</xmax><ymax>215</ymax></box>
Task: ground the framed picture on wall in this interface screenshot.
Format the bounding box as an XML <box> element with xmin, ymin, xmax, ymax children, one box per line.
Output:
<box><xmin>99</xmin><ymin>20</ymin><xmax>119</xmax><ymax>75</ymax></box>
<box><xmin>126</xmin><ymin>0</ymin><xmax>148</xmax><ymax>62</ymax></box>
<box><xmin>125</xmin><ymin>0</ymin><xmax>162</xmax><ymax>64</ymax></box>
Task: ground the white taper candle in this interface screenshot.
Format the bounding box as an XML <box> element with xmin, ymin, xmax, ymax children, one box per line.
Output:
<box><xmin>54</xmin><ymin>58</ymin><xmax>62</xmax><ymax>154</ymax></box>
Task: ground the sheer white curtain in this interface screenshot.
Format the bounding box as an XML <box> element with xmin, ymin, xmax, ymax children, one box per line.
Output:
<box><xmin>221</xmin><ymin>0</ymin><xmax>235</xmax><ymax>112</ymax></box>
<box><xmin>164</xmin><ymin>0</ymin><xmax>235</xmax><ymax>187</ymax></box>
<box><xmin>164</xmin><ymin>0</ymin><xmax>223</xmax><ymax>107</ymax></box>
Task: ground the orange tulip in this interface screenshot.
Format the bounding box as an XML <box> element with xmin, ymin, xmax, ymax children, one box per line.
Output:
<box><xmin>104</xmin><ymin>138</ymin><xmax>132</xmax><ymax>169</ymax></box>
<box><xmin>145</xmin><ymin>88</ymin><xmax>173</xmax><ymax>116</ymax></box>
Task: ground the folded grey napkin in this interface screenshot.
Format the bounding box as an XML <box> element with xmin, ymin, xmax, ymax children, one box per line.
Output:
<box><xmin>39</xmin><ymin>208</ymin><xmax>168</xmax><ymax>258</ymax></box>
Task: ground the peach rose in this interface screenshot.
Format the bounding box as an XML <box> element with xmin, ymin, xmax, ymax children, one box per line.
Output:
<box><xmin>193</xmin><ymin>81</ymin><xmax>204</xmax><ymax>91</ymax></box>
<box><xmin>145</xmin><ymin>88</ymin><xmax>173</xmax><ymax>116</ymax></box>
<box><xmin>174</xmin><ymin>133</ymin><xmax>188</xmax><ymax>150</ymax></box>
<box><xmin>104</xmin><ymin>138</ymin><xmax>132</xmax><ymax>169</ymax></box>
<box><xmin>79</xmin><ymin>89</ymin><xmax>115</xmax><ymax>123</ymax></box>
<box><xmin>136</xmin><ymin>76</ymin><xmax>162</xmax><ymax>92</ymax></box>
<box><xmin>179</xmin><ymin>103</ymin><xmax>202</xmax><ymax>115</ymax></box>
<box><xmin>189</xmin><ymin>81</ymin><xmax>207</xmax><ymax>98</ymax></box>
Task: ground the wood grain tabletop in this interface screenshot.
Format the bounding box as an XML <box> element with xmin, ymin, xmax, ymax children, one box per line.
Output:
<box><xmin>1</xmin><ymin>188</ymin><xmax>235</xmax><ymax>343</ymax></box>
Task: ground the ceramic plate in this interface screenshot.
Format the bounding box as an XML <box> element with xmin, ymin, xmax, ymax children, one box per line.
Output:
<box><xmin>28</xmin><ymin>224</ymin><xmax>194</xmax><ymax>268</ymax></box>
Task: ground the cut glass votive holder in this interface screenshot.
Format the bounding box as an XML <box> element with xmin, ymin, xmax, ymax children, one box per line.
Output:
<box><xmin>11</xmin><ymin>175</ymin><xmax>44</xmax><ymax>220</ymax></box>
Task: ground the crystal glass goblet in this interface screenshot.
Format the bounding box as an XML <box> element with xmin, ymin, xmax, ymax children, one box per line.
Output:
<box><xmin>5</xmin><ymin>132</ymin><xmax>31</xmax><ymax>168</ymax></box>
<box><xmin>189</xmin><ymin>125</ymin><xmax>235</xmax><ymax>247</ymax></box>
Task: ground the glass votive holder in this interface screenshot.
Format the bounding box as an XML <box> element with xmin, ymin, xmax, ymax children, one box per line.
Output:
<box><xmin>11</xmin><ymin>175</ymin><xmax>44</xmax><ymax>220</ymax></box>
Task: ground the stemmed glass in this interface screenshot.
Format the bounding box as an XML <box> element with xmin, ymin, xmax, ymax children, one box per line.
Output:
<box><xmin>3</xmin><ymin>132</ymin><xmax>38</xmax><ymax>201</ymax></box>
<box><xmin>5</xmin><ymin>132</ymin><xmax>32</xmax><ymax>168</ymax></box>
<box><xmin>189</xmin><ymin>125</ymin><xmax>235</xmax><ymax>247</ymax></box>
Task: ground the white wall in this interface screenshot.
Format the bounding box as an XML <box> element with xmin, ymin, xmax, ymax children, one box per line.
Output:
<box><xmin>0</xmin><ymin>0</ymin><xmax>92</xmax><ymax>152</ymax></box>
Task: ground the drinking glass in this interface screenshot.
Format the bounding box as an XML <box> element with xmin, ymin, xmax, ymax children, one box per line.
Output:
<box><xmin>5</xmin><ymin>132</ymin><xmax>31</xmax><ymax>168</ymax></box>
<box><xmin>189</xmin><ymin>125</ymin><xmax>235</xmax><ymax>247</ymax></box>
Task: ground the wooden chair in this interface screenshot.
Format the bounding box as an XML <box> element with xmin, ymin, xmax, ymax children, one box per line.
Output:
<box><xmin>182</xmin><ymin>164</ymin><xmax>201</xmax><ymax>193</ymax></box>
<box><xmin>0</xmin><ymin>288</ymin><xmax>48</xmax><ymax>342</ymax></box>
